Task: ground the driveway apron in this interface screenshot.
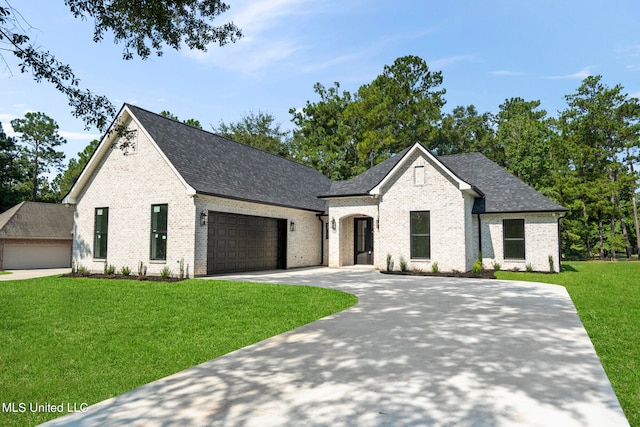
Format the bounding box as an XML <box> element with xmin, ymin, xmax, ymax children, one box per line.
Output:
<box><xmin>41</xmin><ymin>268</ymin><xmax>628</xmax><ymax>426</ymax></box>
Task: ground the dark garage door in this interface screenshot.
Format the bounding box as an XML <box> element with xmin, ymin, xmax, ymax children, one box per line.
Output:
<box><xmin>207</xmin><ymin>212</ymin><xmax>287</xmax><ymax>274</ymax></box>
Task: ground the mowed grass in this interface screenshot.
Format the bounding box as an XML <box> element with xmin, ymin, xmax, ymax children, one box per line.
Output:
<box><xmin>496</xmin><ymin>261</ymin><xmax>640</xmax><ymax>426</ymax></box>
<box><xmin>0</xmin><ymin>276</ymin><xmax>357</xmax><ymax>426</ymax></box>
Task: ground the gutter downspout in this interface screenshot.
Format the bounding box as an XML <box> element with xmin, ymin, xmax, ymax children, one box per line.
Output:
<box><xmin>317</xmin><ymin>215</ymin><xmax>325</xmax><ymax>266</ymax></box>
<box><xmin>477</xmin><ymin>213</ymin><xmax>482</xmax><ymax>259</ymax></box>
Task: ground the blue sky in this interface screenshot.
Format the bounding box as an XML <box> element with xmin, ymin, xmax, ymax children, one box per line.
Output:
<box><xmin>2</xmin><ymin>0</ymin><xmax>640</xmax><ymax>167</ymax></box>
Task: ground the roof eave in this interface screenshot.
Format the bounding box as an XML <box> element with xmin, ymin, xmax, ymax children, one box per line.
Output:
<box><xmin>318</xmin><ymin>192</ymin><xmax>373</xmax><ymax>199</ymax></box>
<box><xmin>196</xmin><ymin>191</ymin><xmax>326</xmax><ymax>213</ymax></box>
<box><xmin>474</xmin><ymin>208</ymin><xmax>570</xmax><ymax>215</ymax></box>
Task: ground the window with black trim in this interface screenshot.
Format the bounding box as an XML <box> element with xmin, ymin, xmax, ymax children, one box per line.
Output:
<box><xmin>151</xmin><ymin>204</ymin><xmax>168</xmax><ymax>260</ymax></box>
<box><xmin>503</xmin><ymin>219</ymin><xmax>525</xmax><ymax>259</ymax></box>
<box><xmin>410</xmin><ymin>211</ymin><xmax>430</xmax><ymax>259</ymax></box>
<box><xmin>94</xmin><ymin>207</ymin><xmax>109</xmax><ymax>259</ymax></box>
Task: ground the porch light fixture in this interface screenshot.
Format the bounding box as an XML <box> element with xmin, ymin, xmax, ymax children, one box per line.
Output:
<box><xmin>200</xmin><ymin>210</ymin><xmax>207</xmax><ymax>226</ymax></box>
<box><xmin>290</xmin><ymin>221</ymin><xmax>296</xmax><ymax>232</ymax></box>
<box><xmin>331</xmin><ymin>218</ymin><xmax>336</xmax><ymax>231</ymax></box>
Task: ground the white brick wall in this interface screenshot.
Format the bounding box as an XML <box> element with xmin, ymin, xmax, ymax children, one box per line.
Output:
<box><xmin>327</xmin><ymin>197</ymin><xmax>377</xmax><ymax>267</ymax></box>
<box><xmin>72</xmin><ymin>120</ymin><xmax>197</xmax><ymax>276</ymax></box>
<box><xmin>475</xmin><ymin>213</ymin><xmax>561</xmax><ymax>272</ymax></box>
<box><xmin>377</xmin><ymin>151</ymin><xmax>469</xmax><ymax>272</ymax></box>
<box><xmin>327</xmin><ymin>151</ymin><xmax>471</xmax><ymax>272</ymax></box>
<box><xmin>72</xmin><ymin>119</ymin><xmax>326</xmax><ymax>277</ymax></box>
<box><xmin>326</xmin><ymin>150</ymin><xmax>562</xmax><ymax>273</ymax></box>
<box><xmin>72</xmin><ymin>119</ymin><xmax>561</xmax><ymax>276</ymax></box>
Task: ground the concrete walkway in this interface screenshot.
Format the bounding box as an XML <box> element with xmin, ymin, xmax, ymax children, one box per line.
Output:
<box><xmin>0</xmin><ymin>268</ymin><xmax>70</xmax><ymax>281</ymax></box>
<box><xmin>42</xmin><ymin>268</ymin><xmax>628</xmax><ymax>426</ymax></box>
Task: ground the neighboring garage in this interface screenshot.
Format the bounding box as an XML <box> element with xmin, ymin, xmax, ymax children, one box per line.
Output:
<box><xmin>207</xmin><ymin>211</ymin><xmax>287</xmax><ymax>274</ymax></box>
<box><xmin>0</xmin><ymin>202</ymin><xmax>74</xmax><ymax>270</ymax></box>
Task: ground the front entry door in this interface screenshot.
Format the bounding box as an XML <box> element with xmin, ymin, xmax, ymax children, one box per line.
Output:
<box><xmin>354</xmin><ymin>218</ymin><xmax>374</xmax><ymax>265</ymax></box>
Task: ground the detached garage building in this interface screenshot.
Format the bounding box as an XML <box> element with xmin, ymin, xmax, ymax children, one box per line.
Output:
<box><xmin>0</xmin><ymin>202</ymin><xmax>74</xmax><ymax>270</ymax></box>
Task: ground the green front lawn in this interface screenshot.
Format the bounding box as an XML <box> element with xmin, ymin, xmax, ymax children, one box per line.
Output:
<box><xmin>0</xmin><ymin>276</ymin><xmax>357</xmax><ymax>426</ymax></box>
<box><xmin>496</xmin><ymin>261</ymin><xmax>640</xmax><ymax>426</ymax></box>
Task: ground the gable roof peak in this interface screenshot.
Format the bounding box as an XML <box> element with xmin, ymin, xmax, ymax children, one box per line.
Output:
<box><xmin>124</xmin><ymin>104</ymin><xmax>325</xmax><ymax>176</ymax></box>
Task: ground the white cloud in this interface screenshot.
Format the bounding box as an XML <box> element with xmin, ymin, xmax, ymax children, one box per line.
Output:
<box><xmin>490</xmin><ymin>70</ymin><xmax>524</xmax><ymax>76</ymax></box>
<box><xmin>184</xmin><ymin>0</ymin><xmax>318</xmax><ymax>74</ymax></box>
<box><xmin>430</xmin><ymin>55</ymin><xmax>476</xmax><ymax>70</ymax></box>
<box><xmin>0</xmin><ymin>114</ymin><xmax>18</xmax><ymax>136</ymax></box>
<box><xmin>615</xmin><ymin>44</ymin><xmax>640</xmax><ymax>58</ymax></box>
<box><xmin>543</xmin><ymin>66</ymin><xmax>593</xmax><ymax>80</ymax></box>
<box><xmin>300</xmin><ymin>52</ymin><xmax>368</xmax><ymax>74</ymax></box>
<box><xmin>59</xmin><ymin>131</ymin><xmax>100</xmax><ymax>141</ymax></box>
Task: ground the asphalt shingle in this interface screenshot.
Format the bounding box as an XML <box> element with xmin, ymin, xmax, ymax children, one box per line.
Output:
<box><xmin>319</xmin><ymin>144</ymin><xmax>566</xmax><ymax>213</ymax></box>
<box><xmin>126</xmin><ymin>106</ymin><xmax>564</xmax><ymax>214</ymax></box>
<box><xmin>0</xmin><ymin>202</ymin><xmax>74</xmax><ymax>239</ymax></box>
<box><xmin>127</xmin><ymin>105</ymin><xmax>332</xmax><ymax>213</ymax></box>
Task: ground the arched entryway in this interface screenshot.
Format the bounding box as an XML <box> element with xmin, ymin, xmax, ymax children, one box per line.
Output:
<box><xmin>354</xmin><ymin>217</ymin><xmax>374</xmax><ymax>265</ymax></box>
<box><xmin>336</xmin><ymin>214</ymin><xmax>374</xmax><ymax>267</ymax></box>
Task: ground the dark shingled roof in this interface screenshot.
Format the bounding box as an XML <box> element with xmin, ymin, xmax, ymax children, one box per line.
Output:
<box><xmin>319</xmin><ymin>145</ymin><xmax>567</xmax><ymax>214</ymax></box>
<box><xmin>0</xmin><ymin>202</ymin><xmax>74</xmax><ymax>239</ymax></box>
<box><xmin>438</xmin><ymin>152</ymin><xmax>567</xmax><ymax>213</ymax></box>
<box><xmin>124</xmin><ymin>106</ymin><xmax>564</xmax><ymax>214</ymax></box>
<box><xmin>127</xmin><ymin>105</ymin><xmax>331</xmax><ymax>212</ymax></box>
<box><xmin>320</xmin><ymin>148</ymin><xmax>411</xmax><ymax>198</ymax></box>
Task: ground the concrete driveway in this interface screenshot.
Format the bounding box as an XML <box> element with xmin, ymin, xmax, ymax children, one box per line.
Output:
<box><xmin>0</xmin><ymin>268</ymin><xmax>70</xmax><ymax>281</ymax></box>
<box><xmin>42</xmin><ymin>268</ymin><xmax>628</xmax><ymax>426</ymax></box>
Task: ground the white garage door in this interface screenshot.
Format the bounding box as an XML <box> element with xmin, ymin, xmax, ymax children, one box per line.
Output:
<box><xmin>4</xmin><ymin>244</ymin><xmax>71</xmax><ymax>269</ymax></box>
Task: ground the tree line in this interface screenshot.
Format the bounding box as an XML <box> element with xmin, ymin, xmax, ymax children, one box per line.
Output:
<box><xmin>228</xmin><ymin>55</ymin><xmax>640</xmax><ymax>261</ymax></box>
<box><xmin>2</xmin><ymin>55</ymin><xmax>639</xmax><ymax>261</ymax></box>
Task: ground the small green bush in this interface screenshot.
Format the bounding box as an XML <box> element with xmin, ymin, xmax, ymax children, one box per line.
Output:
<box><xmin>526</xmin><ymin>263</ymin><xmax>534</xmax><ymax>273</ymax></box>
<box><xmin>120</xmin><ymin>266</ymin><xmax>131</xmax><ymax>276</ymax></box>
<box><xmin>472</xmin><ymin>259</ymin><xmax>483</xmax><ymax>274</ymax></box>
<box><xmin>492</xmin><ymin>260</ymin><xmax>501</xmax><ymax>271</ymax></box>
<box><xmin>160</xmin><ymin>266</ymin><xmax>172</xmax><ymax>279</ymax></box>
<box><xmin>399</xmin><ymin>258</ymin><xmax>408</xmax><ymax>272</ymax></box>
<box><xmin>105</xmin><ymin>264</ymin><xmax>116</xmax><ymax>275</ymax></box>
<box><xmin>431</xmin><ymin>261</ymin><xmax>439</xmax><ymax>273</ymax></box>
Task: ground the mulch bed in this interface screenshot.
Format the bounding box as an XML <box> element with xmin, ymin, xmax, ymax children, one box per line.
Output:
<box><xmin>61</xmin><ymin>273</ymin><xmax>185</xmax><ymax>282</ymax></box>
<box><xmin>381</xmin><ymin>270</ymin><xmax>497</xmax><ymax>279</ymax></box>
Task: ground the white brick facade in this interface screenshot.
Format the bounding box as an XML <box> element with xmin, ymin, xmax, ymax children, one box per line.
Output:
<box><xmin>69</xmin><ymin>116</ymin><xmax>326</xmax><ymax>277</ymax></box>
<box><xmin>67</xmin><ymin>107</ymin><xmax>562</xmax><ymax>276</ymax></box>
<box><xmin>327</xmin><ymin>150</ymin><xmax>562</xmax><ymax>273</ymax></box>
<box><xmin>70</xmin><ymin>120</ymin><xmax>197</xmax><ymax>276</ymax></box>
<box><xmin>474</xmin><ymin>213</ymin><xmax>561</xmax><ymax>272</ymax></box>
<box><xmin>328</xmin><ymin>151</ymin><xmax>474</xmax><ymax>272</ymax></box>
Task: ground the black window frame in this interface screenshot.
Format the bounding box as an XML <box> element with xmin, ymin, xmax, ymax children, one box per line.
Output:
<box><xmin>503</xmin><ymin>219</ymin><xmax>525</xmax><ymax>260</ymax></box>
<box><xmin>93</xmin><ymin>207</ymin><xmax>109</xmax><ymax>259</ymax></box>
<box><xmin>150</xmin><ymin>204</ymin><xmax>168</xmax><ymax>261</ymax></box>
<box><xmin>410</xmin><ymin>211</ymin><xmax>431</xmax><ymax>259</ymax></box>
